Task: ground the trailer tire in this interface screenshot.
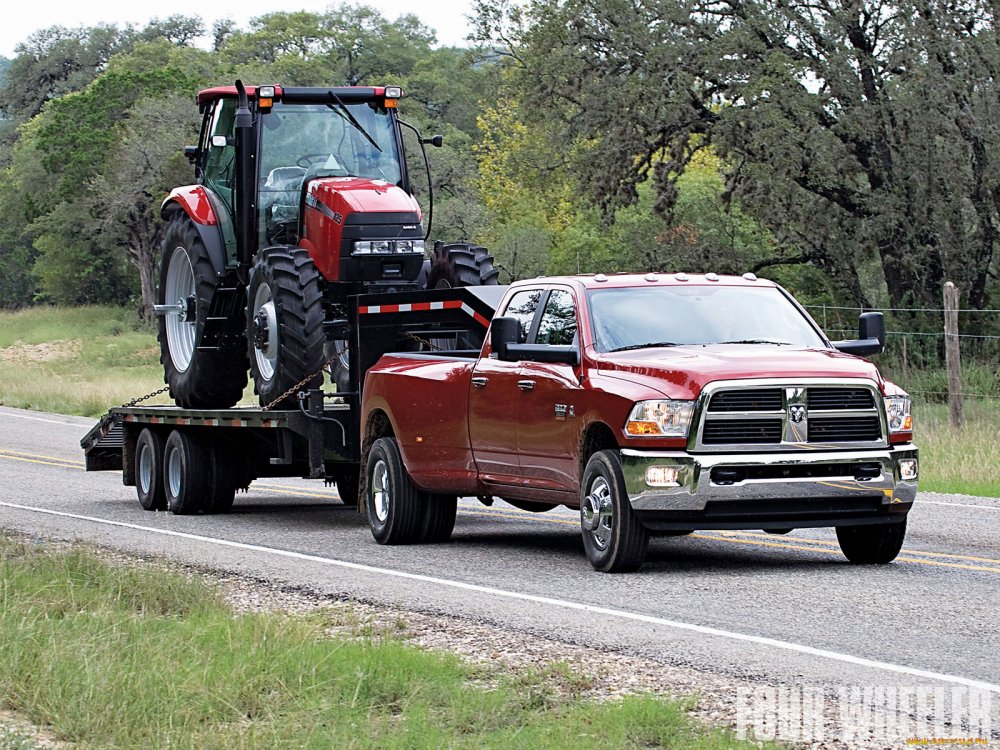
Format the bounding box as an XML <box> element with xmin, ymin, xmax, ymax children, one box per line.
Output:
<box><xmin>580</xmin><ymin>450</ymin><xmax>649</xmax><ymax>572</ymax></box>
<box><xmin>365</xmin><ymin>437</ymin><xmax>426</xmax><ymax>544</ymax></box>
<box><xmin>247</xmin><ymin>246</ymin><xmax>325</xmax><ymax>408</ymax></box>
<box><xmin>164</xmin><ymin>430</ymin><xmax>210</xmax><ymax>515</ymax></box>
<box><xmin>421</xmin><ymin>495</ymin><xmax>457</xmax><ymax>543</ymax></box>
<box><xmin>135</xmin><ymin>428</ymin><xmax>167</xmax><ymax>511</ymax></box>
<box><xmin>158</xmin><ymin>214</ymin><xmax>248</xmax><ymax>408</ymax></box>
<box><xmin>836</xmin><ymin>519</ymin><xmax>907</xmax><ymax>564</ymax></box>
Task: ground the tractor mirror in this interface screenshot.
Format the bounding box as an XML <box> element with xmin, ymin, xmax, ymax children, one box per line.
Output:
<box><xmin>183</xmin><ymin>145</ymin><xmax>199</xmax><ymax>163</ymax></box>
<box><xmin>211</xmin><ymin>135</ymin><xmax>228</xmax><ymax>148</ymax></box>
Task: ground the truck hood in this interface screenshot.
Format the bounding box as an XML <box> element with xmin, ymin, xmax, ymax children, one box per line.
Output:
<box><xmin>593</xmin><ymin>345</ymin><xmax>885</xmax><ymax>400</ymax></box>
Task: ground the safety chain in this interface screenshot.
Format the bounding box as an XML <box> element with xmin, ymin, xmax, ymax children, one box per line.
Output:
<box><xmin>120</xmin><ymin>385</ymin><xmax>171</xmax><ymax>409</ymax></box>
<box><xmin>261</xmin><ymin>354</ymin><xmax>337</xmax><ymax>412</ymax></box>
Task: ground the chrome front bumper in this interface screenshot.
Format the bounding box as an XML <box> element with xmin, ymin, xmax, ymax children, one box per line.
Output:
<box><xmin>620</xmin><ymin>446</ymin><xmax>918</xmax><ymax>513</ymax></box>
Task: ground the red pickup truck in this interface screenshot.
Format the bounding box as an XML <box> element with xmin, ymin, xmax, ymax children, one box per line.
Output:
<box><xmin>360</xmin><ymin>273</ymin><xmax>918</xmax><ymax>572</ymax></box>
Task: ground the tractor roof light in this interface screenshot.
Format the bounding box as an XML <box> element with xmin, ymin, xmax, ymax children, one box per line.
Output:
<box><xmin>384</xmin><ymin>86</ymin><xmax>402</xmax><ymax>99</ymax></box>
<box><xmin>257</xmin><ymin>86</ymin><xmax>275</xmax><ymax>111</ymax></box>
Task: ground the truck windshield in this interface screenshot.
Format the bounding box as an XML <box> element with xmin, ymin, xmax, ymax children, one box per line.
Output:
<box><xmin>587</xmin><ymin>285</ymin><xmax>828</xmax><ymax>353</ymax></box>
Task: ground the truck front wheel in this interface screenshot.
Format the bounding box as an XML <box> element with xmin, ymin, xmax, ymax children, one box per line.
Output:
<box><xmin>836</xmin><ymin>520</ymin><xmax>907</xmax><ymax>564</ymax></box>
<box><xmin>366</xmin><ymin>437</ymin><xmax>427</xmax><ymax>544</ymax></box>
<box><xmin>580</xmin><ymin>450</ymin><xmax>649</xmax><ymax>572</ymax></box>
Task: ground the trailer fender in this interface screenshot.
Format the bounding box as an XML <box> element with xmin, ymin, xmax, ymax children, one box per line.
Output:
<box><xmin>161</xmin><ymin>186</ymin><xmax>229</xmax><ymax>276</ymax></box>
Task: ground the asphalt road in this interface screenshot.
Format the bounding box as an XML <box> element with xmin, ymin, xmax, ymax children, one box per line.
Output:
<box><xmin>2</xmin><ymin>404</ymin><xmax>998</xmax><ymax>745</ymax></box>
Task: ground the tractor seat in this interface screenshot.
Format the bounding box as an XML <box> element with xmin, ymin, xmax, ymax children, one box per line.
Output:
<box><xmin>261</xmin><ymin>166</ymin><xmax>306</xmax><ymax>244</ymax></box>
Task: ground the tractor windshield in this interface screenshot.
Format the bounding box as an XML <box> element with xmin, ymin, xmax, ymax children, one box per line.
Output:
<box><xmin>257</xmin><ymin>101</ymin><xmax>404</xmax><ymax>244</ymax></box>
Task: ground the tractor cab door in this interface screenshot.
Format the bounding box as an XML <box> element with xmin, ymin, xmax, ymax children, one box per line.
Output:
<box><xmin>199</xmin><ymin>97</ymin><xmax>239</xmax><ymax>265</ymax></box>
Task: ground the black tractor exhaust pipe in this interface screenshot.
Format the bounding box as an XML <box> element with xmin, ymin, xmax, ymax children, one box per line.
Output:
<box><xmin>233</xmin><ymin>80</ymin><xmax>256</xmax><ymax>281</ymax></box>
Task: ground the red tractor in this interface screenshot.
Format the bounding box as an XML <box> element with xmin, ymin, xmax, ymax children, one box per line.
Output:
<box><xmin>155</xmin><ymin>81</ymin><xmax>498</xmax><ymax>408</ymax></box>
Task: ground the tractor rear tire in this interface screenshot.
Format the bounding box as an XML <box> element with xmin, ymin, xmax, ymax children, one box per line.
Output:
<box><xmin>158</xmin><ymin>214</ymin><xmax>248</xmax><ymax>408</ymax></box>
<box><xmin>427</xmin><ymin>243</ymin><xmax>500</xmax><ymax>288</ymax></box>
<box><xmin>247</xmin><ymin>247</ymin><xmax>326</xmax><ymax>408</ymax></box>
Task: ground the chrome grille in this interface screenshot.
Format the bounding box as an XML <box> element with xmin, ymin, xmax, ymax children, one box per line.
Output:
<box><xmin>695</xmin><ymin>379</ymin><xmax>886</xmax><ymax>452</ymax></box>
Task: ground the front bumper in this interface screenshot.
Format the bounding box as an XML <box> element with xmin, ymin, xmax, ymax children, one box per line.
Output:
<box><xmin>620</xmin><ymin>446</ymin><xmax>918</xmax><ymax>531</ymax></box>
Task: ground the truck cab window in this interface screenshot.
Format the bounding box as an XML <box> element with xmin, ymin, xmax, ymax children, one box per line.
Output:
<box><xmin>535</xmin><ymin>290</ymin><xmax>576</xmax><ymax>346</ymax></box>
<box><xmin>503</xmin><ymin>290</ymin><xmax>543</xmax><ymax>342</ymax></box>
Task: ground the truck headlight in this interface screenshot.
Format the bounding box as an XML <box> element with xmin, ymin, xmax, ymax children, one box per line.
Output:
<box><xmin>625</xmin><ymin>400</ymin><xmax>696</xmax><ymax>437</ymax></box>
<box><xmin>884</xmin><ymin>395</ymin><xmax>913</xmax><ymax>434</ymax></box>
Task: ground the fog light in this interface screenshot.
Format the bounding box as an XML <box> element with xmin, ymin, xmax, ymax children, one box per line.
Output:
<box><xmin>645</xmin><ymin>466</ymin><xmax>681</xmax><ymax>487</ymax></box>
<box><xmin>898</xmin><ymin>458</ymin><xmax>918</xmax><ymax>481</ymax></box>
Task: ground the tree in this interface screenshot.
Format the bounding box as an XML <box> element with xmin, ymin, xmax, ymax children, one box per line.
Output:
<box><xmin>473</xmin><ymin>0</ymin><xmax>1000</xmax><ymax>310</ymax></box>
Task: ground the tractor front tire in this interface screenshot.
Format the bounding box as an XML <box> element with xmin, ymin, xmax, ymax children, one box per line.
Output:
<box><xmin>247</xmin><ymin>247</ymin><xmax>326</xmax><ymax>408</ymax></box>
<box><xmin>158</xmin><ymin>214</ymin><xmax>248</xmax><ymax>408</ymax></box>
<box><xmin>426</xmin><ymin>243</ymin><xmax>500</xmax><ymax>288</ymax></box>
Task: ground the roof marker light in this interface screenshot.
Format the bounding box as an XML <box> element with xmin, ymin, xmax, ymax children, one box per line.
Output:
<box><xmin>675</xmin><ymin>272</ymin><xmax>689</xmax><ymax>282</ymax></box>
<box><xmin>594</xmin><ymin>274</ymin><xmax>608</xmax><ymax>282</ymax></box>
<box><xmin>645</xmin><ymin>273</ymin><xmax>658</xmax><ymax>282</ymax></box>
<box><xmin>742</xmin><ymin>272</ymin><xmax>758</xmax><ymax>281</ymax></box>
<box><xmin>705</xmin><ymin>272</ymin><xmax>719</xmax><ymax>282</ymax></box>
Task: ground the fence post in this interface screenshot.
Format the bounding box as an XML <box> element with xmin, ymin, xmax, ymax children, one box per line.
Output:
<box><xmin>943</xmin><ymin>281</ymin><xmax>963</xmax><ymax>429</ymax></box>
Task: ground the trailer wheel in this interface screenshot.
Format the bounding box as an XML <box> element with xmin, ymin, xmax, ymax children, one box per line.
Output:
<box><xmin>158</xmin><ymin>213</ymin><xmax>247</xmax><ymax>408</ymax></box>
<box><xmin>421</xmin><ymin>495</ymin><xmax>457</xmax><ymax>543</ymax></box>
<box><xmin>580</xmin><ymin>450</ymin><xmax>649</xmax><ymax>572</ymax></box>
<box><xmin>135</xmin><ymin>428</ymin><xmax>167</xmax><ymax>511</ymax></box>
<box><xmin>163</xmin><ymin>430</ymin><xmax>209</xmax><ymax>515</ymax></box>
<box><xmin>836</xmin><ymin>520</ymin><xmax>907</xmax><ymax>564</ymax></box>
<box><xmin>247</xmin><ymin>246</ymin><xmax>325</xmax><ymax>408</ymax></box>
<box><xmin>365</xmin><ymin>437</ymin><xmax>427</xmax><ymax>544</ymax></box>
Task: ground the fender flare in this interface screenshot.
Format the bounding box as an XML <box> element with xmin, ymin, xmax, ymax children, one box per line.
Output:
<box><xmin>161</xmin><ymin>186</ymin><xmax>229</xmax><ymax>277</ymax></box>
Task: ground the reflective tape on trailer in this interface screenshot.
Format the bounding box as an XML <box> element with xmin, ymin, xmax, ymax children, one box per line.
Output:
<box><xmin>358</xmin><ymin>299</ymin><xmax>491</xmax><ymax>328</ymax></box>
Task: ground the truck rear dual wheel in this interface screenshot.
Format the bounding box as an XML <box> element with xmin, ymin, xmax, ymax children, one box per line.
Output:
<box><xmin>158</xmin><ymin>214</ymin><xmax>248</xmax><ymax>409</ymax></box>
<box><xmin>365</xmin><ymin>437</ymin><xmax>457</xmax><ymax>544</ymax></box>
<box><xmin>247</xmin><ymin>247</ymin><xmax>326</xmax><ymax>408</ymax></box>
<box><xmin>580</xmin><ymin>450</ymin><xmax>649</xmax><ymax>572</ymax></box>
<box><xmin>836</xmin><ymin>520</ymin><xmax>907</xmax><ymax>564</ymax></box>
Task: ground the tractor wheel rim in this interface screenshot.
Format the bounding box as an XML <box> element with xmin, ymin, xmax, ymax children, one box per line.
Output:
<box><xmin>163</xmin><ymin>246</ymin><xmax>196</xmax><ymax>372</ymax></box>
<box><xmin>372</xmin><ymin>459</ymin><xmax>390</xmax><ymax>523</ymax></box>
<box><xmin>252</xmin><ymin>282</ymin><xmax>279</xmax><ymax>381</ymax></box>
<box><xmin>167</xmin><ymin>446</ymin><xmax>181</xmax><ymax>498</ymax></box>
<box><xmin>138</xmin><ymin>442</ymin><xmax>153</xmax><ymax>494</ymax></box>
<box><xmin>582</xmin><ymin>476</ymin><xmax>613</xmax><ymax>550</ymax></box>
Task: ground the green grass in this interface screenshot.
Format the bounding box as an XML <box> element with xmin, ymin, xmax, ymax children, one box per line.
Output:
<box><xmin>913</xmin><ymin>400</ymin><xmax>1000</xmax><ymax>497</ymax></box>
<box><xmin>0</xmin><ymin>535</ymin><xmax>766</xmax><ymax>750</ymax></box>
<box><xmin>0</xmin><ymin>306</ymin><xmax>253</xmax><ymax>417</ymax></box>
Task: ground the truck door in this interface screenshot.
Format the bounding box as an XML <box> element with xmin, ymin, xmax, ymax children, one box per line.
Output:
<box><xmin>515</xmin><ymin>289</ymin><xmax>582</xmax><ymax>492</ymax></box>
<box><xmin>468</xmin><ymin>288</ymin><xmax>543</xmax><ymax>484</ymax></box>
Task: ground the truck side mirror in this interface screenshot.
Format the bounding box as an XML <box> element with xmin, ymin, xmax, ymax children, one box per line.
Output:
<box><xmin>491</xmin><ymin>317</ymin><xmax>520</xmax><ymax>361</ymax></box>
<box><xmin>832</xmin><ymin>311</ymin><xmax>885</xmax><ymax>356</ymax></box>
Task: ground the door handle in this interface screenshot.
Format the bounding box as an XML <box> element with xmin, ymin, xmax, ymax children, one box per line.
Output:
<box><xmin>471</xmin><ymin>377</ymin><xmax>488</xmax><ymax>388</ymax></box>
<box><xmin>517</xmin><ymin>380</ymin><xmax>535</xmax><ymax>391</ymax></box>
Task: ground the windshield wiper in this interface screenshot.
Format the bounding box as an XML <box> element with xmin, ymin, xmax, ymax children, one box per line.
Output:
<box><xmin>326</xmin><ymin>91</ymin><xmax>382</xmax><ymax>153</ymax></box>
<box><xmin>717</xmin><ymin>339</ymin><xmax>792</xmax><ymax>345</ymax></box>
<box><xmin>609</xmin><ymin>341</ymin><xmax>679</xmax><ymax>352</ymax></box>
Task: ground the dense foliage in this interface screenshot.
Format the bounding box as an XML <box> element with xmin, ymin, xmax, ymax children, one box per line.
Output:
<box><xmin>0</xmin><ymin>0</ymin><xmax>997</xmax><ymax>354</ymax></box>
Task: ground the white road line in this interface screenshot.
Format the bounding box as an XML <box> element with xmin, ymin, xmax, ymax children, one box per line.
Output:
<box><xmin>0</xmin><ymin>411</ymin><xmax>88</xmax><ymax>427</ymax></box>
<box><xmin>2</xmin><ymin>500</ymin><xmax>998</xmax><ymax>695</ymax></box>
<box><xmin>919</xmin><ymin>499</ymin><xmax>1000</xmax><ymax>512</ymax></box>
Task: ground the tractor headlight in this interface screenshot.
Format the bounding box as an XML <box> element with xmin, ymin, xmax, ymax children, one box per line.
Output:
<box><xmin>884</xmin><ymin>395</ymin><xmax>913</xmax><ymax>434</ymax></box>
<box><xmin>353</xmin><ymin>239</ymin><xmax>425</xmax><ymax>255</ymax></box>
<box><xmin>625</xmin><ymin>400</ymin><xmax>696</xmax><ymax>438</ymax></box>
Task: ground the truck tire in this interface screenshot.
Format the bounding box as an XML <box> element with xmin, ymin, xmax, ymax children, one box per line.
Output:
<box><xmin>163</xmin><ymin>430</ymin><xmax>209</xmax><ymax>515</ymax></box>
<box><xmin>836</xmin><ymin>520</ymin><xmax>907</xmax><ymax>564</ymax></box>
<box><xmin>580</xmin><ymin>450</ymin><xmax>649</xmax><ymax>572</ymax></box>
<box><xmin>427</xmin><ymin>243</ymin><xmax>500</xmax><ymax>288</ymax></box>
<box><xmin>421</xmin><ymin>495</ymin><xmax>458</xmax><ymax>543</ymax></box>
<box><xmin>158</xmin><ymin>214</ymin><xmax>247</xmax><ymax>408</ymax></box>
<box><xmin>365</xmin><ymin>437</ymin><xmax>427</xmax><ymax>544</ymax></box>
<box><xmin>135</xmin><ymin>428</ymin><xmax>167</xmax><ymax>511</ymax></box>
<box><xmin>247</xmin><ymin>247</ymin><xmax>325</xmax><ymax>408</ymax></box>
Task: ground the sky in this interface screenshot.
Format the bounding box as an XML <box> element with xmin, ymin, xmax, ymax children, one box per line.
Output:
<box><xmin>1</xmin><ymin>0</ymin><xmax>477</xmax><ymax>58</ymax></box>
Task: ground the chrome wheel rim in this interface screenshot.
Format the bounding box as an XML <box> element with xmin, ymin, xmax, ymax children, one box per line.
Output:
<box><xmin>582</xmin><ymin>476</ymin><xmax>613</xmax><ymax>550</ymax></box>
<box><xmin>371</xmin><ymin>459</ymin><xmax>390</xmax><ymax>523</ymax></box>
<box><xmin>252</xmin><ymin>282</ymin><xmax>279</xmax><ymax>381</ymax></box>
<box><xmin>167</xmin><ymin>446</ymin><xmax>182</xmax><ymax>499</ymax></box>
<box><xmin>163</xmin><ymin>246</ymin><xmax>196</xmax><ymax>372</ymax></box>
<box><xmin>138</xmin><ymin>442</ymin><xmax>153</xmax><ymax>494</ymax></box>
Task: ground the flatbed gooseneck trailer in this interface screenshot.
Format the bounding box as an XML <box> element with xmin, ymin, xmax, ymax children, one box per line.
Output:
<box><xmin>81</xmin><ymin>286</ymin><xmax>506</xmax><ymax>514</ymax></box>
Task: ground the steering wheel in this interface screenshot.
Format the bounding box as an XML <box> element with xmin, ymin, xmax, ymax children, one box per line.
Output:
<box><xmin>296</xmin><ymin>153</ymin><xmax>332</xmax><ymax>168</ymax></box>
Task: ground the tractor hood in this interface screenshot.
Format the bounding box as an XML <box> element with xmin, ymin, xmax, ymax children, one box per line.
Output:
<box><xmin>593</xmin><ymin>344</ymin><xmax>886</xmax><ymax>400</ymax></box>
<box><xmin>307</xmin><ymin>176</ymin><xmax>421</xmax><ymax>217</ymax></box>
